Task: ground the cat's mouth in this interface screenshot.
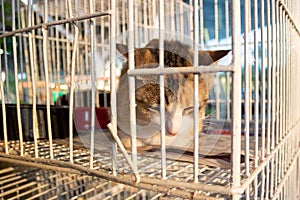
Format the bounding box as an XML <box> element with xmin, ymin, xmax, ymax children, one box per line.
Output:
<box><xmin>166</xmin><ymin>131</ymin><xmax>178</xmax><ymax>136</ymax></box>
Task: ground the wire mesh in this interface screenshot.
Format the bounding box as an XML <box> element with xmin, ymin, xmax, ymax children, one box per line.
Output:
<box><xmin>0</xmin><ymin>0</ymin><xmax>300</xmax><ymax>199</ymax></box>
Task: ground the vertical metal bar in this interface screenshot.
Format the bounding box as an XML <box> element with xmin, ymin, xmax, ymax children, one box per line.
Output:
<box><xmin>54</xmin><ymin>0</ymin><xmax>61</xmax><ymax>106</ymax></box>
<box><xmin>17</xmin><ymin>0</ymin><xmax>25</xmax><ymax>103</ymax></box>
<box><xmin>49</xmin><ymin>24</ymin><xmax>55</xmax><ymax>88</ymax></box>
<box><xmin>21</xmin><ymin>8</ymin><xmax>32</xmax><ymax>104</ymax></box>
<box><xmin>1</xmin><ymin>0</ymin><xmax>9</xmax><ymax>99</ymax></box>
<box><xmin>65</xmin><ymin>1</ymin><xmax>71</xmax><ymax>76</ymax></box>
<box><xmin>283</xmin><ymin>7</ymin><xmax>287</xmax><ymax>183</ymax></box>
<box><xmin>298</xmin><ymin>147</ymin><xmax>300</xmax><ymax>198</ymax></box>
<box><xmin>261</xmin><ymin>0</ymin><xmax>266</xmax><ymax>161</ymax></box>
<box><xmin>110</xmin><ymin>0</ymin><xmax>118</xmax><ymax>175</ymax></box>
<box><xmin>275</xmin><ymin>0</ymin><xmax>280</xmax><ymax>147</ymax></box>
<box><xmin>31</xmin><ymin>11</ymin><xmax>39</xmax><ymax>105</ymax></box>
<box><xmin>193</xmin><ymin>0</ymin><xmax>199</xmax><ymax>183</ymax></box>
<box><xmin>159</xmin><ymin>0</ymin><xmax>166</xmax><ymax>180</ymax></box>
<box><xmin>282</xmin><ymin>14</ymin><xmax>287</xmax><ymax>142</ymax></box>
<box><xmin>100</xmin><ymin>0</ymin><xmax>105</xmax><ymax>107</ymax></box>
<box><xmin>76</xmin><ymin>10</ymin><xmax>82</xmax><ymax>108</ymax></box>
<box><xmin>266</xmin><ymin>0</ymin><xmax>272</xmax><ymax>198</ymax></box>
<box><xmin>288</xmin><ymin>13</ymin><xmax>292</xmax><ymax>138</ymax></box>
<box><xmin>271</xmin><ymin>0</ymin><xmax>276</xmax><ymax>150</ymax></box>
<box><xmin>266</xmin><ymin>0</ymin><xmax>272</xmax><ymax>156</ymax></box>
<box><xmin>288</xmin><ymin>18</ymin><xmax>291</xmax><ymax>150</ymax></box>
<box><xmin>244</xmin><ymin>0</ymin><xmax>251</xmax><ymax>175</ymax></box>
<box><xmin>28</xmin><ymin>0</ymin><xmax>38</xmax><ymax>158</ymax></box>
<box><xmin>243</xmin><ymin>0</ymin><xmax>251</xmax><ymax>198</ymax></box>
<box><xmin>179</xmin><ymin>0</ymin><xmax>184</xmax><ymax>40</ymax></box>
<box><xmin>0</xmin><ymin>51</ymin><xmax>8</xmax><ymax>154</ymax></box>
<box><xmin>143</xmin><ymin>0</ymin><xmax>148</xmax><ymax>42</ymax></box>
<box><xmin>275</xmin><ymin>151</ymin><xmax>279</xmax><ymax>191</ymax></box>
<box><xmin>189</xmin><ymin>0</ymin><xmax>193</xmax><ymax>38</ymax></box>
<box><xmin>260</xmin><ymin>0</ymin><xmax>266</xmax><ymax>198</ymax></box>
<box><xmin>283</xmin><ymin>11</ymin><xmax>287</xmax><ymax>149</ymax></box>
<box><xmin>199</xmin><ymin>0</ymin><xmax>204</xmax><ymax>47</ymax></box>
<box><xmin>231</xmin><ymin>0</ymin><xmax>242</xmax><ymax>199</ymax></box>
<box><xmin>89</xmin><ymin>0</ymin><xmax>96</xmax><ymax>169</ymax></box>
<box><xmin>42</xmin><ymin>0</ymin><xmax>54</xmax><ymax>159</ymax></box>
<box><xmin>115</xmin><ymin>0</ymin><xmax>120</xmax><ymax>41</ymax></box>
<box><xmin>67</xmin><ymin>0</ymin><xmax>79</xmax><ymax>163</ymax></box>
<box><xmin>225</xmin><ymin>0</ymin><xmax>230</xmax><ymax>121</ymax></box>
<box><xmin>253</xmin><ymin>0</ymin><xmax>259</xmax><ymax>179</ymax></box>
<box><xmin>152</xmin><ymin>0</ymin><xmax>156</xmax><ymax>38</ymax></box>
<box><xmin>36</xmin><ymin>15</ymin><xmax>45</xmax><ymax>96</ymax></box>
<box><xmin>134</xmin><ymin>0</ymin><xmax>139</xmax><ymax>46</ymax></box>
<box><xmin>270</xmin><ymin>0</ymin><xmax>277</xmax><ymax>195</ymax></box>
<box><xmin>170</xmin><ymin>0</ymin><xmax>175</xmax><ymax>37</ymax></box>
<box><xmin>11</xmin><ymin>0</ymin><xmax>24</xmax><ymax>156</ymax></box>
<box><xmin>278</xmin><ymin>5</ymin><xmax>283</xmax><ymax>148</ymax></box>
<box><xmin>287</xmin><ymin>15</ymin><xmax>291</xmax><ymax>162</ymax></box>
<box><xmin>287</xmin><ymin>13</ymin><xmax>290</xmax><ymax>138</ymax></box>
<box><xmin>214</xmin><ymin>0</ymin><xmax>219</xmax><ymax>44</ymax></box>
<box><xmin>128</xmin><ymin>0</ymin><xmax>138</xmax><ymax>171</ymax></box>
<box><xmin>147</xmin><ymin>0</ymin><xmax>151</xmax><ymax>39</ymax></box>
<box><xmin>122</xmin><ymin>0</ymin><xmax>126</xmax><ymax>43</ymax></box>
<box><xmin>74</xmin><ymin>6</ymin><xmax>80</xmax><ymax>108</ymax></box>
<box><xmin>61</xmin><ymin>26</ymin><xmax>67</xmax><ymax>84</ymax></box>
<box><xmin>83</xmin><ymin>0</ymin><xmax>88</xmax><ymax>101</ymax></box>
<box><xmin>214</xmin><ymin>0</ymin><xmax>220</xmax><ymax>120</ymax></box>
<box><xmin>279</xmin><ymin>7</ymin><xmax>284</xmax><ymax>184</ymax></box>
<box><xmin>275</xmin><ymin>0</ymin><xmax>280</xmax><ymax>191</ymax></box>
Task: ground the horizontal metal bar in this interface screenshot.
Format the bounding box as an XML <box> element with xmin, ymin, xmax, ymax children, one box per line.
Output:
<box><xmin>0</xmin><ymin>11</ymin><xmax>111</xmax><ymax>39</ymax></box>
<box><xmin>127</xmin><ymin>64</ymin><xmax>234</xmax><ymax>76</ymax></box>
<box><xmin>0</xmin><ymin>156</ymin><xmax>81</xmax><ymax>175</ymax></box>
<box><xmin>0</xmin><ymin>152</ymin><xmax>227</xmax><ymax>199</ymax></box>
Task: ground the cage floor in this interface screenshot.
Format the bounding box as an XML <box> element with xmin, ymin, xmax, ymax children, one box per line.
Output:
<box><xmin>0</xmin><ymin>165</ymin><xmax>167</xmax><ymax>200</ymax></box>
<box><xmin>0</xmin><ymin>131</ymin><xmax>246</xmax><ymax>199</ymax></box>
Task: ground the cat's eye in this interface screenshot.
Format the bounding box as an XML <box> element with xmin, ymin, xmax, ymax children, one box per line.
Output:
<box><xmin>148</xmin><ymin>104</ymin><xmax>161</xmax><ymax>112</ymax></box>
<box><xmin>183</xmin><ymin>106</ymin><xmax>195</xmax><ymax>115</ymax></box>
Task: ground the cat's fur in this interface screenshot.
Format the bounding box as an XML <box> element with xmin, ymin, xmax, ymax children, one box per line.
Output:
<box><xmin>116</xmin><ymin>39</ymin><xmax>229</xmax><ymax>149</ymax></box>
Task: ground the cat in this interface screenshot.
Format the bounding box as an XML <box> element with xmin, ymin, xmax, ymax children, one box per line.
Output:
<box><xmin>116</xmin><ymin>39</ymin><xmax>230</xmax><ymax>149</ymax></box>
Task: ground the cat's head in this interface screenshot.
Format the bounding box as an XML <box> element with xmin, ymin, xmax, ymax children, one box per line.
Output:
<box><xmin>117</xmin><ymin>39</ymin><xmax>230</xmax><ymax>137</ymax></box>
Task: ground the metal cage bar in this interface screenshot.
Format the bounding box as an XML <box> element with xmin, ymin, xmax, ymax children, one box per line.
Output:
<box><xmin>193</xmin><ymin>0</ymin><xmax>200</xmax><ymax>183</ymax></box>
<box><xmin>0</xmin><ymin>0</ymin><xmax>300</xmax><ymax>199</ymax></box>
<box><xmin>158</xmin><ymin>0</ymin><xmax>167</xmax><ymax>180</ymax></box>
<box><xmin>231</xmin><ymin>0</ymin><xmax>242</xmax><ymax>199</ymax></box>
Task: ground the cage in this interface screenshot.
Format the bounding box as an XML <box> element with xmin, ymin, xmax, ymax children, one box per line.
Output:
<box><xmin>0</xmin><ymin>0</ymin><xmax>300</xmax><ymax>199</ymax></box>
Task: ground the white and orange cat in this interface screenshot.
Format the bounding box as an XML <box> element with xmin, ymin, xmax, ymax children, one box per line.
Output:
<box><xmin>116</xmin><ymin>39</ymin><xmax>229</xmax><ymax>149</ymax></box>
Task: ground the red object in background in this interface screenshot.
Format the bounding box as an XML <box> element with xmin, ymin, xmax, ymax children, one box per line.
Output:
<box><xmin>209</xmin><ymin>129</ymin><xmax>231</xmax><ymax>135</ymax></box>
<box><xmin>74</xmin><ymin>107</ymin><xmax>110</xmax><ymax>131</ymax></box>
<box><xmin>95</xmin><ymin>107</ymin><xmax>110</xmax><ymax>129</ymax></box>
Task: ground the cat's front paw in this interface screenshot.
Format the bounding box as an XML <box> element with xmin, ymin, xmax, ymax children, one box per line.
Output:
<box><xmin>118</xmin><ymin>130</ymin><xmax>145</xmax><ymax>149</ymax></box>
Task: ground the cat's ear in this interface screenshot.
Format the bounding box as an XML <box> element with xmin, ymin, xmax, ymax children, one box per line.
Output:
<box><xmin>116</xmin><ymin>44</ymin><xmax>155</xmax><ymax>65</ymax></box>
<box><xmin>198</xmin><ymin>50</ymin><xmax>231</xmax><ymax>65</ymax></box>
<box><xmin>116</xmin><ymin>43</ymin><xmax>129</xmax><ymax>58</ymax></box>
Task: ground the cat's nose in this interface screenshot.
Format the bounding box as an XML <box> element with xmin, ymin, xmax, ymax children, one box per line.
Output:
<box><xmin>165</xmin><ymin>111</ymin><xmax>182</xmax><ymax>136</ymax></box>
<box><xmin>167</xmin><ymin>129</ymin><xmax>179</xmax><ymax>136</ymax></box>
<box><xmin>166</xmin><ymin>122</ymin><xmax>180</xmax><ymax>135</ymax></box>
